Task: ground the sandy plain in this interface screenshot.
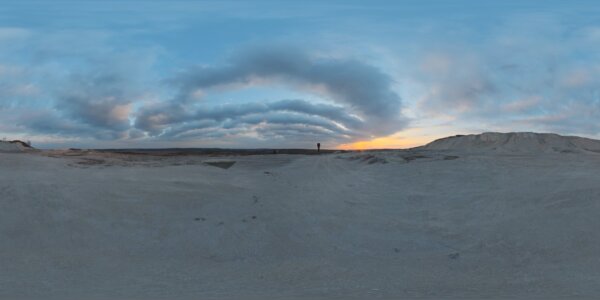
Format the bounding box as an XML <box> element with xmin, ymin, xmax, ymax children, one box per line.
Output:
<box><xmin>1</xmin><ymin>134</ymin><xmax>600</xmax><ymax>298</ymax></box>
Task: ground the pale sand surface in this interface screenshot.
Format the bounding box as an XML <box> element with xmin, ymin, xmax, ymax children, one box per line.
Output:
<box><xmin>1</xmin><ymin>145</ymin><xmax>600</xmax><ymax>298</ymax></box>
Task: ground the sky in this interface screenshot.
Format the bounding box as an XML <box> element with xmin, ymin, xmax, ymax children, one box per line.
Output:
<box><xmin>1</xmin><ymin>0</ymin><xmax>599</xmax><ymax>149</ymax></box>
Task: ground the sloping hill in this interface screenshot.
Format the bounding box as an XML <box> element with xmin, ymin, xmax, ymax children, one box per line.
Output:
<box><xmin>0</xmin><ymin>140</ymin><xmax>33</xmax><ymax>153</ymax></box>
<box><xmin>420</xmin><ymin>132</ymin><xmax>600</xmax><ymax>153</ymax></box>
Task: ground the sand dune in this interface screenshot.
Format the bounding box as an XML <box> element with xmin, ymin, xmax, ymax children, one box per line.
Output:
<box><xmin>2</xmin><ymin>135</ymin><xmax>600</xmax><ymax>298</ymax></box>
<box><xmin>421</xmin><ymin>132</ymin><xmax>600</xmax><ymax>153</ymax></box>
<box><xmin>0</xmin><ymin>140</ymin><xmax>33</xmax><ymax>153</ymax></box>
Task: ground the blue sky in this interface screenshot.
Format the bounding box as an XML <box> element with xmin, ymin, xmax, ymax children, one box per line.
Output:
<box><xmin>1</xmin><ymin>1</ymin><xmax>599</xmax><ymax>148</ymax></box>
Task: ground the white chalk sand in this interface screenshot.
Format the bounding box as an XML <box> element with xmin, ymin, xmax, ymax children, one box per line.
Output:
<box><xmin>1</xmin><ymin>133</ymin><xmax>600</xmax><ymax>298</ymax></box>
<box><xmin>422</xmin><ymin>132</ymin><xmax>600</xmax><ymax>153</ymax></box>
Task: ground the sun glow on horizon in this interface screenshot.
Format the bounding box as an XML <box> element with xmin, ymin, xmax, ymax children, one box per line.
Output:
<box><xmin>337</xmin><ymin>128</ymin><xmax>444</xmax><ymax>150</ymax></box>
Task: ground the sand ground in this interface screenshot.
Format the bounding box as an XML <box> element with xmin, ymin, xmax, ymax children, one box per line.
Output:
<box><xmin>1</xmin><ymin>149</ymin><xmax>600</xmax><ymax>298</ymax></box>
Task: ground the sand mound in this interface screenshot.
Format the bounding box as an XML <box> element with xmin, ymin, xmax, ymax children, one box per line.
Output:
<box><xmin>421</xmin><ymin>132</ymin><xmax>600</xmax><ymax>153</ymax></box>
<box><xmin>0</xmin><ymin>140</ymin><xmax>33</xmax><ymax>153</ymax></box>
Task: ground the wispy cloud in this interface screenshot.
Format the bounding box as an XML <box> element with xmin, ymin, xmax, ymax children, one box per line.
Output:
<box><xmin>404</xmin><ymin>15</ymin><xmax>600</xmax><ymax>136</ymax></box>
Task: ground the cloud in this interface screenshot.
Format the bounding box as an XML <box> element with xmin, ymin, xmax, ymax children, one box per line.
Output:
<box><xmin>0</xmin><ymin>28</ymin><xmax>161</xmax><ymax>142</ymax></box>
<box><xmin>135</xmin><ymin>46</ymin><xmax>405</xmax><ymax>144</ymax></box>
<box><xmin>176</xmin><ymin>46</ymin><xmax>402</xmax><ymax>125</ymax></box>
<box><xmin>1</xmin><ymin>27</ymin><xmax>404</xmax><ymax>147</ymax></box>
<box><xmin>55</xmin><ymin>72</ymin><xmax>134</xmax><ymax>133</ymax></box>
<box><xmin>136</xmin><ymin>99</ymin><xmax>360</xmax><ymax>141</ymax></box>
<box><xmin>0</xmin><ymin>64</ymin><xmax>40</xmax><ymax>108</ymax></box>
<box><xmin>0</xmin><ymin>27</ymin><xmax>30</xmax><ymax>41</ymax></box>
<box><xmin>12</xmin><ymin>7</ymin><xmax>600</xmax><ymax>147</ymax></box>
<box><xmin>406</xmin><ymin>16</ymin><xmax>600</xmax><ymax>136</ymax></box>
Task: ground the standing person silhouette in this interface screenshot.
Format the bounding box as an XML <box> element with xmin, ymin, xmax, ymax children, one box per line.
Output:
<box><xmin>317</xmin><ymin>143</ymin><xmax>321</xmax><ymax>153</ymax></box>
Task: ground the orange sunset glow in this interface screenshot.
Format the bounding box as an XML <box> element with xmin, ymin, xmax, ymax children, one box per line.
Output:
<box><xmin>337</xmin><ymin>129</ymin><xmax>443</xmax><ymax>150</ymax></box>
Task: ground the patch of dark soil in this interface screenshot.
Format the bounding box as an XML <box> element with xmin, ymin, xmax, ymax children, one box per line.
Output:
<box><xmin>204</xmin><ymin>161</ymin><xmax>236</xmax><ymax>169</ymax></box>
<box><xmin>76</xmin><ymin>158</ymin><xmax>105</xmax><ymax>165</ymax></box>
<box><xmin>367</xmin><ymin>157</ymin><xmax>388</xmax><ymax>164</ymax></box>
<box><xmin>443</xmin><ymin>155</ymin><xmax>459</xmax><ymax>160</ymax></box>
<box><xmin>402</xmin><ymin>154</ymin><xmax>428</xmax><ymax>162</ymax></box>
